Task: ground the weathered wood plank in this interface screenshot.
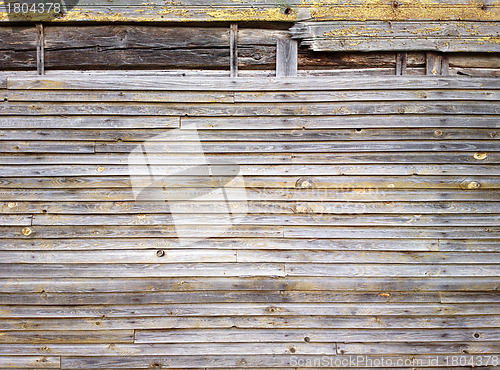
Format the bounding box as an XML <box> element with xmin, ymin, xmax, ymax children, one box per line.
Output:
<box><xmin>0</xmin><ymin>225</ymin><xmax>283</xmax><ymax>238</ymax></box>
<box><xmin>337</xmin><ymin>342</ymin><xmax>500</xmax><ymax>355</ymax></box>
<box><xmin>0</xmin><ymin>237</ymin><xmax>440</xmax><ymax>251</ymax></box>
<box><xmin>56</xmin><ymin>354</ymin><xmax>500</xmax><ymax>369</ymax></box>
<box><xmin>283</xmin><ymin>226</ymin><xmax>499</xmax><ymax>239</ymax></box>
<box><xmin>291</xmin><ymin>21</ymin><xmax>500</xmax><ymax>52</ymax></box>
<box><xmin>1</xmin><ymin>303</ymin><xmax>498</xmax><ymax>318</ymax></box>
<box><xmin>1</xmin><ymin>263</ymin><xmax>498</xmax><ymax>278</ymax></box>
<box><xmin>439</xmin><ymin>239</ymin><xmax>500</xmax><ymax>252</ymax></box>
<box><xmin>0</xmin><ymin>116</ymin><xmax>180</xmax><ymax>129</ymax></box>
<box><xmin>8</xmin><ymin>76</ymin><xmax>500</xmax><ymax>91</ymax></box>
<box><xmin>2</xmin><ymin>0</ymin><xmax>500</xmax><ymax>23</ymax></box>
<box><xmin>96</xmin><ymin>140</ymin><xmax>500</xmax><ymax>153</ymax></box>
<box><xmin>7</xmin><ymin>90</ymin><xmax>235</xmax><ymax>103</ymax></box>
<box><xmin>0</xmin><ymin>27</ymin><xmax>37</xmax><ymax>70</ymax></box>
<box><xmin>285</xmin><ymin>263</ymin><xmax>500</xmax><ymax>277</ymax></box>
<box><xmin>134</xmin><ymin>328</ymin><xmax>500</xmax><ymax>343</ymax></box>
<box><xmin>1</xmin><ymin>315</ymin><xmax>498</xmax><ymax>331</ymax></box>
<box><xmin>441</xmin><ymin>292</ymin><xmax>500</xmax><ymax>303</ymax></box>
<box><xmin>235</xmin><ymin>89</ymin><xmax>500</xmax><ymax>102</ymax></box>
<box><xmin>0</xmin><ymin>141</ymin><xmax>94</xmax><ymax>153</ymax></box>
<box><xmin>0</xmin><ymin>342</ymin><xmax>335</xmax><ymax>356</ymax></box>
<box><xmin>0</xmin><ymin>356</ymin><xmax>60</xmax><ymax>369</ymax></box>
<box><xmin>3</xmin><ymin>250</ymin><xmax>497</xmax><ymax>264</ymax></box>
<box><xmin>1</xmin><ymin>175</ymin><xmax>499</xmax><ymax>190</ymax></box>
<box><xmin>183</xmin><ymin>115</ymin><xmax>500</xmax><ymax>129</ymax></box>
<box><xmin>2</xmin><ymin>101</ymin><xmax>497</xmax><ymax>116</ymax></box>
<box><xmin>0</xmin><ymin>263</ymin><xmax>286</xmax><ymax>278</ymax></box>
<box><xmin>29</xmin><ymin>214</ymin><xmax>500</xmax><ymax>227</ymax></box>
<box><xmin>3</xmin><ymin>201</ymin><xmax>499</xmax><ymax>216</ymax></box>
<box><xmin>41</xmin><ymin>26</ymin><xmax>231</xmax><ymax>69</ymax></box>
<box><xmin>0</xmin><ymin>250</ymin><xmax>237</xmax><ymax>263</ymax></box>
<box><xmin>0</xmin><ymin>291</ymin><xmax>440</xmax><ymax>305</ymax></box>
<box><xmin>0</xmin><ymin>128</ymin><xmax>498</xmax><ymax>142</ymax></box>
<box><xmin>2</xmin><ymin>277</ymin><xmax>498</xmax><ymax>293</ymax></box>
<box><xmin>1</xmin><ymin>164</ymin><xmax>498</xmax><ymax>177</ymax></box>
<box><xmin>4</xmin><ymin>152</ymin><xmax>498</xmax><ymax>165</ymax></box>
<box><xmin>0</xmin><ymin>330</ymin><xmax>134</xmax><ymax>344</ymax></box>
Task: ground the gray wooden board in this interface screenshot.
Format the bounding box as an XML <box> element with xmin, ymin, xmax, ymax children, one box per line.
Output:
<box><xmin>7</xmin><ymin>76</ymin><xmax>500</xmax><ymax>91</ymax></box>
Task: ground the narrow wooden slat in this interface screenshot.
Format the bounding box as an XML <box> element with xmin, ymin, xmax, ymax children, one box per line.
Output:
<box><xmin>1</xmin><ymin>164</ymin><xmax>499</xmax><ymax>177</ymax></box>
<box><xmin>183</xmin><ymin>115</ymin><xmax>500</xmax><ymax>129</ymax></box>
<box><xmin>1</xmin><ymin>175</ymin><xmax>499</xmax><ymax>190</ymax></box>
<box><xmin>0</xmin><ymin>263</ymin><xmax>286</xmax><ymax>278</ymax></box>
<box><xmin>284</xmin><ymin>226</ymin><xmax>499</xmax><ymax>239</ymax></box>
<box><xmin>0</xmin><ymin>330</ymin><xmax>134</xmax><ymax>344</ymax></box>
<box><xmin>0</xmin><ymin>237</ymin><xmax>440</xmax><ymax>251</ymax></box>
<box><xmin>0</xmin><ymin>291</ymin><xmax>440</xmax><ymax>305</ymax></box>
<box><xmin>1</xmin><ymin>315</ymin><xmax>499</xmax><ymax>331</ymax></box>
<box><xmin>1</xmin><ymin>277</ymin><xmax>498</xmax><ymax>293</ymax></box>
<box><xmin>1</xmin><ymin>263</ymin><xmax>497</xmax><ymax>278</ymax></box>
<box><xmin>135</xmin><ymin>328</ymin><xmax>500</xmax><ymax>343</ymax></box>
<box><xmin>0</xmin><ymin>116</ymin><xmax>180</xmax><ymax>129</ymax></box>
<box><xmin>29</xmin><ymin>214</ymin><xmax>500</xmax><ymax>227</ymax></box>
<box><xmin>0</xmin><ymin>225</ymin><xmax>283</xmax><ymax>238</ymax></box>
<box><xmin>0</xmin><ymin>141</ymin><xmax>94</xmax><ymax>153</ymax></box>
<box><xmin>3</xmin><ymin>152</ymin><xmax>498</xmax><ymax>165</ymax></box>
<box><xmin>0</xmin><ymin>356</ymin><xmax>60</xmax><ymax>369</ymax></box>
<box><xmin>0</xmin><ymin>342</ymin><xmax>335</xmax><ymax>356</ymax></box>
<box><xmin>2</xmin><ymin>101</ymin><xmax>497</xmax><ymax>116</ymax></box>
<box><xmin>337</xmin><ymin>342</ymin><xmax>500</xmax><ymax>355</ymax></box>
<box><xmin>8</xmin><ymin>76</ymin><xmax>500</xmax><ymax>91</ymax></box>
<box><xmin>3</xmin><ymin>201</ymin><xmax>499</xmax><ymax>215</ymax></box>
<box><xmin>1</xmin><ymin>303</ymin><xmax>498</xmax><ymax>318</ymax></box>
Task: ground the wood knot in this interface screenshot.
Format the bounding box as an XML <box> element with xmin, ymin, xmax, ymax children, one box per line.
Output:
<box><xmin>473</xmin><ymin>152</ymin><xmax>487</xmax><ymax>160</ymax></box>
<box><xmin>304</xmin><ymin>336</ymin><xmax>310</xmax><ymax>342</ymax></box>
<box><xmin>434</xmin><ymin>129</ymin><xmax>443</xmax><ymax>137</ymax></box>
<box><xmin>22</xmin><ymin>227</ymin><xmax>32</xmax><ymax>236</ymax></box>
<box><xmin>296</xmin><ymin>177</ymin><xmax>313</xmax><ymax>189</ymax></box>
<box><xmin>156</xmin><ymin>250</ymin><xmax>165</xmax><ymax>257</ymax></box>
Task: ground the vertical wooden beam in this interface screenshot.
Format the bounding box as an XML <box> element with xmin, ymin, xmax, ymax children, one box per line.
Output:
<box><xmin>396</xmin><ymin>52</ymin><xmax>407</xmax><ymax>75</ymax></box>
<box><xmin>36</xmin><ymin>23</ymin><xmax>45</xmax><ymax>75</ymax></box>
<box><xmin>276</xmin><ymin>39</ymin><xmax>298</xmax><ymax>77</ymax></box>
<box><xmin>426</xmin><ymin>51</ymin><xmax>449</xmax><ymax>76</ymax></box>
<box><xmin>230</xmin><ymin>23</ymin><xmax>238</xmax><ymax>78</ymax></box>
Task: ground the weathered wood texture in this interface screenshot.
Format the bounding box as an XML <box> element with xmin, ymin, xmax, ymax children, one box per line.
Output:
<box><xmin>0</xmin><ymin>73</ymin><xmax>499</xmax><ymax>369</ymax></box>
<box><xmin>291</xmin><ymin>21</ymin><xmax>500</xmax><ymax>52</ymax></box>
<box><xmin>1</xmin><ymin>25</ymin><xmax>500</xmax><ymax>76</ymax></box>
<box><xmin>1</xmin><ymin>0</ymin><xmax>500</xmax><ymax>22</ymax></box>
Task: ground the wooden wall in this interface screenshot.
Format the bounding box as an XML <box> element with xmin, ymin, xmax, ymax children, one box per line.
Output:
<box><xmin>1</xmin><ymin>0</ymin><xmax>499</xmax><ymax>367</ymax></box>
<box><xmin>0</xmin><ymin>73</ymin><xmax>498</xmax><ymax>368</ymax></box>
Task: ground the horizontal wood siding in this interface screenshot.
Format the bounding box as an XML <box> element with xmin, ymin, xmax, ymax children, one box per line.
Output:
<box><xmin>0</xmin><ymin>73</ymin><xmax>499</xmax><ymax>369</ymax></box>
